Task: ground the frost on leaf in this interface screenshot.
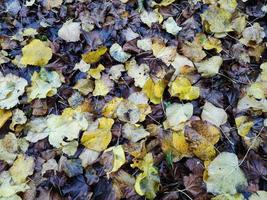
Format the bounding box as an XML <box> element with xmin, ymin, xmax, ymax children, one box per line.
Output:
<box><xmin>20</xmin><ymin>39</ymin><xmax>52</xmax><ymax>66</ymax></box>
<box><xmin>27</xmin><ymin>68</ymin><xmax>62</xmax><ymax>102</ymax></box>
<box><xmin>0</xmin><ymin>73</ymin><xmax>27</xmax><ymax>109</ymax></box>
<box><xmin>205</xmin><ymin>152</ymin><xmax>247</xmax><ymax>195</ymax></box>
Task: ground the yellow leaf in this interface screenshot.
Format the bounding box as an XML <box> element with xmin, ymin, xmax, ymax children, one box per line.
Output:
<box><xmin>152</xmin><ymin>39</ymin><xmax>177</xmax><ymax>65</ymax></box>
<box><xmin>201</xmin><ymin>5</ymin><xmax>233</xmax><ymax>33</ymax></box>
<box><xmin>104</xmin><ymin>145</ymin><xmax>126</xmax><ymax>174</ymax></box>
<box><xmin>0</xmin><ymin>109</ymin><xmax>12</xmax><ymax>129</ymax></box>
<box><xmin>9</xmin><ymin>154</ymin><xmax>34</xmax><ymax>184</ymax></box>
<box><xmin>205</xmin><ymin>152</ymin><xmax>247</xmax><ymax>195</ymax></box>
<box><xmin>0</xmin><ymin>73</ymin><xmax>28</xmax><ymax>109</ymax></box>
<box><xmin>131</xmin><ymin>153</ymin><xmax>160</xmax><ymax>199</ymax></box>
<box><xmin>27</xmin><ymin>68</ymin><xmax>62</xmax><ymax>102</ymax></box>
<box><xmin>82</xmin><ymin>46</ymin><xmax>107</xmax><ymax>64</ymax></box>
<box><xmin>93</xmin><ymin>79</ymin><xmax>110</xmax><ymax>96</ymax></box>
<box><xmin>21</xmin><ymin>39</ymin><xmax>52</xmax><ymax>66</ymax></box>
<box><xmin>163</xmin><ymin>103</ymin><xmax>193</xmax><ymax>131</ymax></box>
<box><xmin>102</xmin><ymin>97</ymin><xmax>124</xmax><ymax>117</ymax></box>
<box><xmin>235</xmin><ymin>116</ymin><xmax>253</xmax><ymax>137</ymax></box>
<box><xmin>181</xmin><ymin>41</ymin><xmax>207</xmax><ymax>62</ymax></box>
<box><xmin>195</xmin><ymin>56</ymin><xmax>223</xmax><ymax>77</ymax></box>
<box><xmin>81</xmin><ymin>118</ymin><xmax>114</xmax><ymax>152</ymax></box>
<box><xmin>142</xmin><ymin>78</ymin><xmax>167</xmax><ymax>104</ymax></box>
<box><xmin>195</xmin><ymin>33</ymin><xmax>222</xmax><ymax>53</ymax></box>
<box><xmin>169</xmin><ymin>76</ymin><xmax>200</xmax><ymax>100</ymax></box>
<box><xmin>88</xmin><ymin>64</ymin><xmax>105</xmax><ymax>79</ymax></box>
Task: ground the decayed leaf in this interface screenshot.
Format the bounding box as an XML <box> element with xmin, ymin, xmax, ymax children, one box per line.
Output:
<box><xmin>170</xmin><ymin>53</ymin><xmax>195</xmax><ymax>81</ymax></box>
<box><xmin>126</xmin><ymin>59</ymin><xmax>150</xmax><ymax>88</ymax></box>
<box><xmin>152</xmin><ymin>39</ymin><xmax>176</xmax><ymax>65</ymax></box>
<box><xmin>104</xmin><ymin>145</ymin><xmax>126</xmax><ymax>174</ymax></box>
<box><xmin>73</xmin><ymin>78</ymin><xmax>94</xmax><ymax>95</ymax></box>
<box><xmin>163</xmin><ymin>17</ymin><xmax>182</xmax><ymax>36</ymax></box>
<box><xmin>116</xmin><ymin>100</ymin><xmax>141</xmax><ymax>124</ymax></box>
<box><xmin>10</xmin><ymin>109</ymin><xmax>27</xmax><ymax>131</ymax></box>
<box><xmin>25</xmin><ymin>117</ymin><xmax>49</xmax><ymax>143</ymax></box>
<box><xmin>169</xmin><ymin>76</ymin><xmax>200</xmax><ymax>100</ymax></box>
<box><xmin>181</xmin><ymin>41</ymin><xmax>207</xmax><ymax>62</ymax></box>
<box><xmin>110</xmin><ymin>43</ymin><xmax>131</xmax><ymax>63</ymax></box>
<box><xmin>79</xmin><ymin>149</ymin><xmax>100</xmax><ymax>167</ymax></box>
<box><xmin>81</xmin><ymin>117</ymin><xmax>114</xmax><ymax>152</ymax></box>
<box><xmin>195</xmin><ymin>33</ymin><xmax>222</xmax><ymax>53</ymax></box>
<box><xmin>43</xmin><ymin>0</ymin><xmax>63</xmax><ymax>10</ymax></box>
<box><xmin>218</xmin><ymin>0</ymin><xmax>238</xmax><ymax>13</ymax></box>
<box><xmin>201</xmin><ymin>101</ymin><xmax>228</xmax><ymax>127</ymax></box>
<box><xmin>161</xmin><ymin>131</ymin><xmax>192</xmax><ymax>161</ymax></box>
<box><xmin>102</xmin><ymin>97</ymin><xmax>124</xmax><ymax>118</ymax></box>
<box><xmin>0</xmin><ymin>73</ymin><xmax>28</xmax><ymax>109</ymax></box>
<box><xmin>21</xmin><ymin>39</ymin><xmax>52</xmax><ymax>66</ymax></box>
<box><xmin>205</xmin><ymin>152</ymin><xmax>247</xmax><ymax>195</ymax></box>
<box><xmin>122</xmin><ymin>123</ymin><xmax>150</xmax><ymax>142</ymax></box>
<box><xmin>109</xmin><ymin>64</ymin><xmax>125</xmax><ymax>81</ymax></box>
<box><xmin>82</xmin><ymin>46</ymin><xmax>107</xmax><ymax>64</ymax></box>
<box><xmin>0</xmin><ymin>109</ymin><xmax>12</xmax><ymax>129</ymax></box>
<box><xmin>47</xmin><ymin>108</ymin><xmax>89</xmax><ymax>148</ymax></box>
<box><xmin>201</xmin><ymin>5</ymin><xmax>233</xmax><ymax>33</ymax></box>
<box><xmin>195</xmin><ymin>56</ymin><xmax>223</xmax><ymax>77</ymax></box>
<box><xmin>131</xmin><ymin>153</ymin><xmax>160</xmax><ymax>200</ymax></box>
<box><xmin>142</xmin><ymin>78</ymin><xmax>167</xmax><ymax>104</ymax></box>
<box><xmin>58</xmin><ymin>20</ymin><xmax>81</xmax><ymax>42</ymax></box>
<box><xmin>140</xmin><ymin>10</ymin><xmax>159</xmax><ymax>27</ymax></box>
<box><xmin>163</xmin><ymin>103</ymin><xmax>193</xmax><ymax>131</ymax></box>
<box><xmin>9</xmin><ymin>154</ymin><xmax>34</xmax><ymax>184</ymax></box>
<box><xmin>27</xmin><ymin>68</ymin><xmax>62</xmax><ymax>102</ymax></box>
<box><xmin>74</xmin><ymin>59</ymin><xmax>91</xmax><ymax>73</ymax></box>
<box><xmin>0</xmin><ymin>133</ymin><xmax>18</xmax><ymax>164</ymax></box>
<box><xmin>0</xmin><ymin>171</ymin><xmax>29</xmax><ymax>198</ymax></box>
<box><xmin>185</xmin><ymin>120</ymin><xmax>221</xmax><ymax>160</ymax></box>
<box><xmin>137</xmin><ymin>38</ymin><xmax>152</xmax><ymax>51</ymax></box>
<box><xmin>240</xmin><ymin>23</ymin><xmax>265</xmax><ymax>45</ymax></box>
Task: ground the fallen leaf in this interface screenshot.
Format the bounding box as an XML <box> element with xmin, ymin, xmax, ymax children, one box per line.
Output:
<box><xmin>195</xmin><ymin>56</ymin><xmax>223</xmax><ymax>77</ymax></box>
<box><xmin>27</xmin><ymin>68</ymin><xmax>62</xmax><ymax>102</ymax></box>
<box><xmin>21</xmin><ymin>39</ymin><xmax>52</xmax><ymax>66</ymax></box>
<box><xmin>131</xmin><ymin>153</ymin><xmax>160</xmax><ymax>200</ymax></box>
<box><xmin>58</xmin><ymin>20</ymin><xmax>81</xmax><ymax>42</ymax></box>
<box><xmin>201</xmin><ymin>101</ymin><xmax>228</xmax><ymax>127</ymax></box>
<box><xmin>163</xmin><ymin>17</ymin><xmax>182</xmax><ymax>36</ymax></box>
<box><xmin>163</xmin><ymin>103</ymin><xmax>193</xmax><ymax>131</ymax></box>
<box><xmin>82</xmin><ymin>46</ymin><xmax>107</xmax><ymax>64</ymax></box>
<box><xmin>205</xmin><ymin>152</ymin><xmax>247</xmax><ymax>195</ymax></box>
<box><xmin>104</xmin><ymin>145</ymin><xmax>126</xmax><ymax>174</ymax></box>
<box><xmin>0</xmin><ymin>73</ymin><xmax>28</xmax><ymax>109</ymax></box>
<box><xmin>169</xmin><ymin>76</ymin><xmax>200</xmax><ymax>100</ymax></box>
<box><xmin>9</xmin><ymin>154</ymin><xmax>34</xmax><ymax>184</ymax></box>
<box><xmin>0</xmin><ymin>109</ymin><xmax>12</xmax><ymax>129</ymax></box>
<box><xmin>142</xmin><ymin>78</ymin><xmax>167</xmax><ymax>104</ymax></box>
<box><xmin>110</xmin><ymin>43</ymin><xmax>131</xmax><ymax>63</ymax></box>
<box><xmin>81</xmin><ymin>117</ymin><xmax>114</xmax><ymax>152</ymax></box>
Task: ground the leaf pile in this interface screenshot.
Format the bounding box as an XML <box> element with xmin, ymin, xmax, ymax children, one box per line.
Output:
<box><xmin>0</xmin><ymin>0</ymin><xmax>266</xmax><ymax>199</ymax></box>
